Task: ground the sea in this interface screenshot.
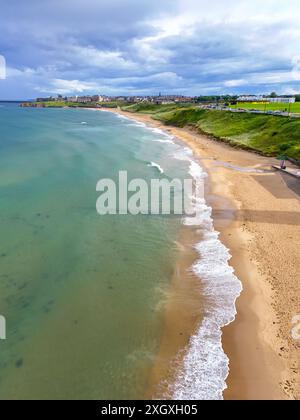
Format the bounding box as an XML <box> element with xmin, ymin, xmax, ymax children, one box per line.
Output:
<box><xmin>0</xmin><ymin>103</ymin><xmax>242</xmax><ymax>400</ymax></box>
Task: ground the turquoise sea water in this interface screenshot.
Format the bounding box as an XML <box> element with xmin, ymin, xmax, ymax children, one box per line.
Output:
<box><xmin>0</xmin><ymin>104</ymin><xmax>242</xmax><ymax>400</ymax></box>
<box><xmin>0</xmin><ymin>104</ymin><xmax>192</xmax><ymax>399</ymax></box>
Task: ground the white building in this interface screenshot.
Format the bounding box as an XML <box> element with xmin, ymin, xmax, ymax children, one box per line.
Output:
<box><xmin>77</xmin><ymin>96</ymin><xmax>93</xmax><ymax>103</ymax></box>
<box><xmin>238</xmin><ymin>95</ymin><xmax>295</xmax><ymax>104</ymax></box>
<box><xmin>237</xmin><ymin>95</ymin><xmax>265</xmax><ymax>102</ymax></box>
<box><xmin>268</xmin><ymin>97</ymin><xmax>295</xmax><ymax>104</ymax></box>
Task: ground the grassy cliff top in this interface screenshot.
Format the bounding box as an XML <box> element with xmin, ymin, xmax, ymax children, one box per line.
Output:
<box><xmin>122</xmin><ymin>102</ymin><xmax>195</xmax><ymax>114</ymax></box>
<box><xmin>122</xmin><ymin>104</ymin><xmax>300</xmax><ymax>161</ymax></box>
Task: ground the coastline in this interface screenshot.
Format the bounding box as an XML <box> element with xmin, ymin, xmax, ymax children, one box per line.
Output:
<box><xmin>101</xmin><ymin>108</ymin><xmax>300</xmax><ymax>400</ymax></box>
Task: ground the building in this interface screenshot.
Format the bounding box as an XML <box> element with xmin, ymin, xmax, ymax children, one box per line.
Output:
<box><xmin>175</xmin><ymin>96</ymin><xmax>194</xmax><ymax>103</ymax></box>
<box><xmin>156</xmin><ymin>100</ymin><xmax>176</xmax><ymax>105</ymax></box>
<box><xmin>77</xmin><ymin>96</ymin><xmax>93</xmax><ymax>103</ymax></box>
<box><xmin>151</xmin><ymin>94</ymin><xmax>195</xmax><ymax>104</ymax></box>
<box><xmin>91</xmin><ymin>95</ymin><xmax>102</xmax><ymax>102</ymax></box>
<box><xmin>36</xmin><ymin>97</ymin><xmax>55</xmax><ymax>102</ymax></box>
<box><xmin>238</xmin><ymin>95</ymin><xmax>265</xmax><ymax>102</ymax></box>
<box><xmin>67</xmin><ymin>96</ymin><xmax>78</xmax><ymax>102</ymax></box>
<box><xmin>268</xmin><ymin>97</ymin><xmax>295</xmax><ymax>104</ymax></box>
<box><xmin>238</xmin><ymin>95</ymin><xmax>295</xmax><ymax>104</ymax></box>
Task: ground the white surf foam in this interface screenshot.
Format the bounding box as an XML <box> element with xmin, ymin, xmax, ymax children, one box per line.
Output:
<box><xmin>173</xmin><ymin>146</ymin><xmax>194</xmax><ymax>162</ymax></box>
<box><xmin>148</xmin><ymin>161</ymin><xmax>164</xmax><ymax>174</ymax></box>
<box><xmin>151</xmin><ymin>138</ymin><xmax>175</xmax><ymax>145</ymax></box>
<box><xmin>169</xmin><ymin>146</ymin><xmax>242</xmax><ymax>400</ymax></box>
<box><xmin>149</xmin><ymin>127</ymin><xmax>169</xmax><ymax>136</ymax></box>
<box><xmin>116</xmin><ymin>114</ymin><xmax>132</xmax><ymax>122</ymax></box>
<box><xmin>148</xmin><ymin>127</ymin><xmax>175</xmax><ymax>142</ymax></box>
<box><xmin>128</xmin><ymin>122</ymin><xmax>147</xmax><ymax>128</ymax></box>
<box><xmin>108</xmin><ymin>110</ymin><xmax>176</xmax><ymax>145</ymax></box>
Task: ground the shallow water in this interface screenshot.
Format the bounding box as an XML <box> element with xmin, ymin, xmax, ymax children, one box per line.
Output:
<box><xmin>0</xmin><ymin>105</ymin><xmax>241</xmax><ymax>400</ymax></box>
<box><xmin>0</xmin><ymin>105</ymin><xmax>189</xmax><ymax>399</ymax></box>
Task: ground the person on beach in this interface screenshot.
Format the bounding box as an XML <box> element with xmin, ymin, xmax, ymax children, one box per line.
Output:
<box><xmin>280</xmin><ymin>159</ymin><xmax>286</xmax><ymax>170</ymax></box>
<box><xmin>278</xmin><ymin>154</ymin><xmax>287</xmax><ymax>170</ymax></box>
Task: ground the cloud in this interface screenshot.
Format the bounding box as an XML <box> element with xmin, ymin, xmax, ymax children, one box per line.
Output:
<box><xmin>37</xmin><ymin>79</ymin><xmax>101</xmax><ymax>95</ymax></box>
<box><xmin>224</xmin><ymin>79</ymin><xmax>247</xmax><ymax>88</ymax></box>
<box><xmin>291</xmin><ymin>55</ymin><xmax>300</xmax><ymax>81</ymax></box>
<box><xmin>1</xmin><ymin>0</ymin><xmax>300</xmax><ymax>98</ymax></box>
<box><xmin>6</xmin><ymin>67</ymin><xmax>37</xmax><ymax>78</ymax></box>
<box><xmin>0</xmin><ymin>55</ymin><xmax>6</xmax><ymax>79</ymax></box>
<box><xmin>68</xmin><ymin>45</ymin><xmax>135</xmax><ymax>71</ymax></box>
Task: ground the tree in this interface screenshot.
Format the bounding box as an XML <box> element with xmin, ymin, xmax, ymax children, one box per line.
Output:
<box><xmin>270</xmin><ymin>92</ymin><xmax>278</xmax><ymax>98</ymax></box>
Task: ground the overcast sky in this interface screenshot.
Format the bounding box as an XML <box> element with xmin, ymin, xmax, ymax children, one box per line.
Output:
<box><xmin>0</xmin><ymin>0</ymin><xmax>300</xmax><ymax>99</ymax></box>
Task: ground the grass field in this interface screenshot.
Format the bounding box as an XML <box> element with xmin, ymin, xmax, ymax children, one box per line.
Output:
<box><xmin>31</xmin><ymin>101</ymin><xmax>126</xmax><ymax>108</ymax></box>
<box><xmin>232</xmin><ymin>102</ymin><xmax>300</xmax><ymax>113</ymax></box>
<box><xmin>32</xmin><ymin>101</ymin><xmax>90</xmax><ymax>107</ymax></box>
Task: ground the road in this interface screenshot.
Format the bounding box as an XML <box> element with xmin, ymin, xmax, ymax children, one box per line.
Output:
<box><xmin>200</xmin><ymin>105</ymin><xmax>300</xmax><ymax>118</ymax></box>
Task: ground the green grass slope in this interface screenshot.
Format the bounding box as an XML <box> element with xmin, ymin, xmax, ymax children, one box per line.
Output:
<box><xmin>122</xmin><ymin>103</ymin><xmax>194</xmax><ymax>114</ymax></box>
<box><xmin>154</xmin><ymin>108</ymin><xmax>300</xmax><ymax>161</ymax></box>
<box><xmin>31</xmin><ymin>101</ymin><xmax>97</xmax><ymax>107</ymax></box>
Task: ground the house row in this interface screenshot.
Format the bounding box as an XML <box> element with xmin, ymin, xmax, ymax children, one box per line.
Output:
<box><xmin>36</xmin><ymin>94</ymin><xmax>196</xmax><ymax>104</ymax></box>
<box><xmin>238</xmin><ymin>95</ymin><xmax>295</xmax><ymax>104</ymax></box>
<box><xmin>153</xmin><ymin>96</ymin><xmax>194</xmax><ymax>104</ymax></box>
<box><xmin>66</xmin><ymin>95</ymin><xmax>104</xmax><ymax>103</ymax></box>
<box><xmin>268</xmin><ymin>97</ymin><xmax>296</xmax><ymax>104</ymax></box>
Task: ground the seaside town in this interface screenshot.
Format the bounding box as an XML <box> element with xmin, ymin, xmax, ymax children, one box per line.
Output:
<box><xmin>20</xmin><ymin>93</ymin><xmax>300</xmax><ymax>119</ymax></box>
<box><xmin>33</xmin><ymin>93</ymin><xmax>195</xmax><ymax>105</ymax></box>
<box><xmin>31</xmin><ymin>93</ymin><xmax>297</xmax><ymax>105</ymax></box>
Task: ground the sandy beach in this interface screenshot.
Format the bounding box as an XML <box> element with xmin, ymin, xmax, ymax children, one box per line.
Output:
<box><xmin>105</xmin><ymin>108</ymin><xmax>300</xmax><ymax>400</ymax></box>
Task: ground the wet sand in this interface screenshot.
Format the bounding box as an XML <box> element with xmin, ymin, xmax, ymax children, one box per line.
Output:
<box><xmin>102</xmin><ymin>108</ymin><xmax>300</xmax><ymax>400</ymax></box>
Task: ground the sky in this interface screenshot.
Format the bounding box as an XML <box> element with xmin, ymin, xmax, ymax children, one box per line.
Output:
<box><xmin>0</xmin><ymin>0</ymin><xmax>300</xmax><ymax>99</ymax></box>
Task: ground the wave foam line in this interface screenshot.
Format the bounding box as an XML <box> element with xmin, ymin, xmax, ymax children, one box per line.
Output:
<box><xmin>170</xmin><ymin>148</ymin><xmax>242</xmax><ymax>401</ymax></box>
<box><xmin>151</xmin><ymin>138</ymin><xmax>175</xmax><ymax>145</ymax></box>
<box><xmin>111</xmin><ymin>111</ymin><xmax>175</xmax><ymax>141</ymax></box>
<box><xmin>148</xmin><ymin>161</ymin><xmax>164</xmax><ymax>174</ymax></box>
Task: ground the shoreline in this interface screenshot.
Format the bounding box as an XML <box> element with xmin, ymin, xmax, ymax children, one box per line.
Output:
<box><xmin>101</xmin><ymin>108</ymin><xmax>300</xmax><ymax>400</ymax></box>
